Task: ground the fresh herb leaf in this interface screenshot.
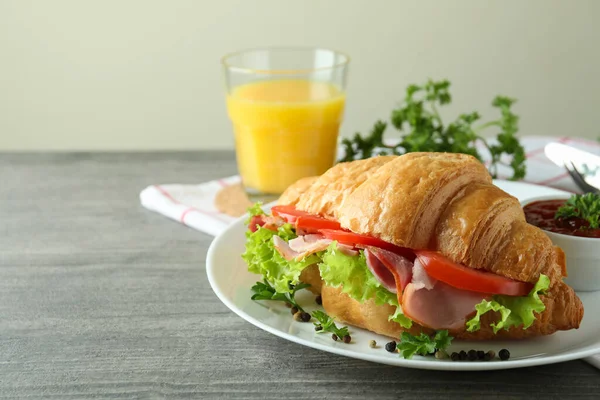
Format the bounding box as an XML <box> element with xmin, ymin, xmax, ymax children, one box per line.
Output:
<box><xmin>397</xmin><ymin>333</ymin><xmax>435</xmax><ymax>359</ymax></box>
<box><xmin>311</xmin><ymin>310</ymin><xmax>350</xmax><ymax>339</ymax></box>
<box><xmin>433</xmin><ymin>330</ymin><xmax>452</xmax><ymax>350</ymax></box>
<box><xmin>555</xmin><ymin>193</ymin><xmax>600</xmax><ymax>229</ymax></box>
<box><xmin>340</xmin><ymin>121</ymin><xmax>391</xmax><ymax>161</ymax></box>
<box><xmin>250</xmin><ymin>279</ymin><xmax>310</xmax><ymax>312</ymax></box>
<box><xmin>397</xmin><ymin>330</ymin><xmax>454</xmax><ymax>359</ymax></box>
<box><xmin>339</xmin><ymin>79</ymin><xmax>526</xmax><ymax>180</ymax></box>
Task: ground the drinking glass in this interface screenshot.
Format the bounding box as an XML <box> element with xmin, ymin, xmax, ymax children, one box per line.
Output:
<box><xmin>222</xmin><ymin>47</ymin><xmax>350</xmax><ymax>200</ymax></box>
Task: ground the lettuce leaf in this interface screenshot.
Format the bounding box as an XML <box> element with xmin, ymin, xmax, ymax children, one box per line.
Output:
<box><xmin>319</xmin><ymin>243</ymin><xmax>412</xmax><ymax>328</ymax></box>
<box><xmin>466</xmin><ymin>274</ymin><xmax>550</xmax><ymax>333</ymax></box>
<box><xmin>388</xmin><ymin>301</ymin><xmax>414</xmax><ymax>329</ymax></box>
<box><xmin>245</xmin><ymin>202</ymin><xmax>265</xmax><ymax>221</ymax></box>
<box><xmin>242</xmin><ymin>223</ymin><xmax>319</xmax><ymax>293</ymax></box>
<box><xmin>375</xmin><ymin>288</ymin><xmax>398</xmax><ymax>307</ymax></box>
<box><xmin>319</xmin><ymin>244</ymin><xmax>380</xmax><ymax>302</ymax></box>
<box><xmin>242</xmin><ymin>222</ymin><xmax>413</xmax><ymax>329</ymax></box>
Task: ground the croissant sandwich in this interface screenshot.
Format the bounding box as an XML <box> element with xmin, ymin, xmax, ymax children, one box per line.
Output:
<box><xmin>242</xmin><ymin>153</ymin><xmax>584</xmax><ymax>340</ymax></box>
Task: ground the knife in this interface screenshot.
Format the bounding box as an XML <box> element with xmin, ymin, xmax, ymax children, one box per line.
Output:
<box><xmin>545</xmin><ymin>142</ymin><xmax>600</xmax><ymax>189</ymax></box>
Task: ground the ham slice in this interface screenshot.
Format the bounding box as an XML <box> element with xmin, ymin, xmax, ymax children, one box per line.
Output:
<box><xmin>272</xmin><ymin>236</ymin><xmax>299</xmax><ymax>261</ymax></box>
<box><xmin>262</xmin><ymin>215</ymin><xmax>286</xmax><ymax>231</ymax></box>
<box><xmin>249</xmin><ymin>215</ymin><xmax>285</xmax><ymax>232</ymax></box>
<box><xmin>273</xmin><ymin>234</ymin><xmax>332</xmax><ymax>262</ymax></box>
<box><xmin>411</xmin><ymin>258</ymin><xmax>436</xmax><ymax>290</ymax></box>
<box><xmin>288</xmin><ymin>234</ymin><xmax>332</xmax><ymax>254</ymax></box>
<box><xmin>401</xmin><ymin>281</ymin><xmax>490</xmax><ymax>330</ymax></box>
<box><xmin>367</xmin><ymin>247</ymin><xmax>413</xmax><ymax>294</ymax></box>
<box><xmin>337</xmin><ymin>243</ymin><xmax>359</xmax><ymax>257</ymax></box>
<box><xmin>365</xmin><ymin>248</ymin><xmax>397</xmax><ymax>293</ymax></box>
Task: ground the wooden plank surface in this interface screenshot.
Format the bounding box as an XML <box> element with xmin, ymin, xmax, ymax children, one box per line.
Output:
<box><xmin>0</xmin><ymin>152</ymin><xmax>598</xmax><ymax>399</ymax></box>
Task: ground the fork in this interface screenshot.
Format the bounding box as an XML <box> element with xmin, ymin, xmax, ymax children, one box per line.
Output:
<box><xmin>565</xmin><ymin>162</ymin><xmax>600</xmax><ymax>194</ymax></box>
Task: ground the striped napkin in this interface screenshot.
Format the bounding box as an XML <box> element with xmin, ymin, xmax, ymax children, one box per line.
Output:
<box><xmin>140</xmin><ymin>175</ymin><xmax>239</xmax><ymax>236</ymax></box>
<box><xmin>140</xmin><ymin>136</ymin><xmax>600</xmax><ymax>235</ymax></box>
<box><xmin>140</xmin><ymin>135</ymin><xmax>600</xmax><ymax>368</ymax></box>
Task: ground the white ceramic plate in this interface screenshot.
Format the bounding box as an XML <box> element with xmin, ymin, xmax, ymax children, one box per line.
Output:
<box><xmin>206</xmin><ymin>180</ymin><xmax>600</xmax><ymax>370</ymax></box>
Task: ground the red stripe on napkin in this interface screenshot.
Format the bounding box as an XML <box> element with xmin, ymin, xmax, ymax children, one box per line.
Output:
<box><xmin>535</xmin><ymin>172</ymin><xmax>569</xmax><ymax>186</ymax></box>
<box><xmin>526</xmin><ymin>147</ymin><xmax>546</xmax><ymax>159</ymax></box>
<box><xmin>180</xmin><ymin>207</ymin><xmax>195</xmax><ymax>223</ymax></box>
<box><xmin>155</xmin><ymin>185</ymin><xmax>232</xmax><ymax>224</ymax></box>
<box><xmin>154</xmin><ymin>185</ymin><xmax>180</xmax><ymax>204</ymax></box>
<box><xmin>180</xmin><ymin>206</ymin><xmax>232</xmax><ymax>224</ymax></box>
<box><xmin>562</xmin><ymin>137</ymin><xmax>600</xmax><ymax>148</ymax></box>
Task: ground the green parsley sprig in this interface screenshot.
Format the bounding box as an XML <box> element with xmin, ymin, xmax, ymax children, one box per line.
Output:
<box><xmin>311</xmin><ymin>310</ymin><xmax>350</xmax><ymax>339</ymax></box>
<box><xmin>397</xmin><ymin>330</ymin><xmax>453</xmax><ymax>359</ymax></box>
<box><xmin>251</xmin><ymin>279</ymin><xmax>310</xmax><ymax>312</ymax></box>
<box><xmin>555</xmin><ymin>193</ymin><xmax>600</xmax><ymax>229</ymax></box>
<box><xmin>339</xmin><ymin>79</ymin><xmax>526</xmax><ymax>180</ymax></box>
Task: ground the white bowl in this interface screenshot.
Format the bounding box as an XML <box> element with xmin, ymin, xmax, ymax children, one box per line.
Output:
<box><xmin>521</xmin><ymin>194</ymin><xmax>600</xmax><ymax>292</ymax></box>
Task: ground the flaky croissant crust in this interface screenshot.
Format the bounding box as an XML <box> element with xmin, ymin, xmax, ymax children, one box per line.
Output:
<box><xmin>280</xmin><ymin>153</ymin><xmax>583</xmax><ymax>339</ymax></box>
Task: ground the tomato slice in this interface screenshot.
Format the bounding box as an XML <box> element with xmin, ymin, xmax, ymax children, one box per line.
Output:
<box><xmin>319</xmin><ymin>229</ymin><xmax>414</xmax><ymax>260</ymax></box>
<box><xmin>248</xmin><ymin>215</ymin><xmax>265</xmax><ymax>233</ymax></box>
<box><xmin>295</xmin><ymin>215</ymin><xmax>342</xmax><ymax>231</ymax></box>
<box><xmin>270</xmin><ymin>205</ymin><xmax>312</xmax><ymax>223</ymax></box>
<box><xmin>415</xmin><ymin>250</ymin><xmax>533</xmax><ymax>296</ymax></box>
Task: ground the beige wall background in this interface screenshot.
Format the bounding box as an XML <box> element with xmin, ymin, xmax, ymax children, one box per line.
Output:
<box><xmin>1</xmin><ymin>0</ymin><xmax>599</xmax><ymax>151</ymax></box>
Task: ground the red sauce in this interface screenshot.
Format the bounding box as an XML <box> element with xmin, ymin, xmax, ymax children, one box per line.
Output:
<box><xmin>523</xmin><ymin>199</ymin><xmax>600</xmax><ymax>238</ymax></box>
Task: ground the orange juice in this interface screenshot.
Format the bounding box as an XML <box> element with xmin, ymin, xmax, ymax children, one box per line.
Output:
<box><xmin>226</xmin><ymin>79</ymin><xmax>345</xmax><ymax>194</ymax></box>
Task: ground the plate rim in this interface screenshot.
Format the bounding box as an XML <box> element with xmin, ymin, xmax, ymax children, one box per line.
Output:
<box><xmin>206</xmin><ymin>179</ymin><xmax>600</xmax><ymax>371</ymax></box>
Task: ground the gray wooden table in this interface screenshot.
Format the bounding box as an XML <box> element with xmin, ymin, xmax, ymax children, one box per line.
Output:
<box><xmin>0</xmin><ymin>151</ymin><xmax>598</xmax><ymax>399</ymax></box>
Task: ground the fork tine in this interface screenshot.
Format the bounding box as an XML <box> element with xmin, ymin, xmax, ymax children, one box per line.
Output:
<box><xmin>571</xmin><ymin>162</ymin><xmax>600</xmax><ymax>194</ymax></box>
<box><xmin>569</xmin><ymin>162</ymin><xmax>595</xmax><ymax>192</ymax></box>
<box><xmin>564</xmin><ymin>162</ymin><xmax>587</xmax><ymax>192</ymax></box>
<box><xmin>567</xmin><ymin>162</ymin><xmax>598</xmax><ymax>194</ymax></box>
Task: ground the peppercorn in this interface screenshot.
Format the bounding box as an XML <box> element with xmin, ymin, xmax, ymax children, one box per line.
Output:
<box><xmin>290</xmin><ymin>306</ymin><xmax>299</xmax><ymax>315</ymax></box>
<box><xmin>343</xmin><ymin>335</ymin><xmax>352</xmax><ymax>344</ymax></box>
<box><xmin>459</xmin><ymin>350</ymin><xmax>467</xmax><ymax>361</ymax></box>
<box><xmin>450</xmin><ymin>352</ymin><xmax>460</xmax><ymax>361</ymax></box>
<box><xmin>467</xmin><ymin>350</ymin><xmax>478</xmax><ymax>361</ymax></box>
<box><xmin>314</xmin><ymin>325</ymin><xmax>323</xmax><ymax>331</ymax></box>
<box><xmin>300</xmin><ymin>312</ymin><xmax>311</xmax><ymax>322</ymax></box>
<box><xmin>435</xmin><ymin>350</ymin><xmax>448</xmax><ymax>360</ymax></box>
<box><xmin>499</xmin><ymin>349</ymin><xmax>510</xmax><ymax>361</ymax></box>
<box><xmin>315</xmin><ymin>295</ymin><xmax>322</xmax><ymax>305</ymax></box>
<box><xmin>332</xmin><ymin>334</ymin><xmax>338</xmax><ymax>341</ymax></box>
<box><xmin>477</xmin><ymin>350</ymin><xmax>485</xmax><ymax>360</ymax></box>
<box><xmin>385</xmin><ymin>341</ymin><xmax>397</xmax><ymax>353</ymax></box>
<box><xmin>294</xmin><ymin>311</ymin><xmax>310</xmax><ymax>322</ymax></box>
<box><xmin>369</xmin><ymin>340</ymin><xmax>377</xmax><ymax>348</ymax></box>
<box><xmin>485</xmin><ymin>350</ymin><xmax>495</xmax><ymax>361</ymax></box>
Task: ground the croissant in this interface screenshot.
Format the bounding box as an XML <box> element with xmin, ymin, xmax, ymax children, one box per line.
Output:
<box><xmin>278</xmin><ymin>152</ymin><xmax>583</xmax><ymax>339</ymax></box>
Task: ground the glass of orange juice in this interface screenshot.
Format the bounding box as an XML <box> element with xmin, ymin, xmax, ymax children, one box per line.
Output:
<box><xmin>222</xmin><ymin>47</ymin><xmax>349</xmax><ymax>200</ymax></box>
